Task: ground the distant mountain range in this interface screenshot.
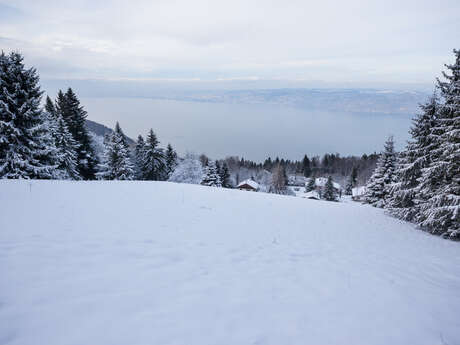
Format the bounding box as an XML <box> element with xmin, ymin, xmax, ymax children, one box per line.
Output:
<box><xmin>155</xmin><ymin>88</ymin><xmax>429</xmax><ymax>115</ymax></box>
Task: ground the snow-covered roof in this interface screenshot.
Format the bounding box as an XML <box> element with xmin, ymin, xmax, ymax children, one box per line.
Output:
<box><xmin>305</xmin><ymin>177</ymin><xmax>341</xmax><ymax>190</ymax></box>
<box><xmin>237</xmin><ymin>179</ymin><xmax>259</xmax><ymax>190</ymax></box>
<box><xmin>352</xmin><ymin>186</ymin><xmax>367</xmax><ymax>197</ymax></box>
<box><xmin>304</xmin><ymin>191</ymin><xmax>320</xmax><ymax>199</ymax></box>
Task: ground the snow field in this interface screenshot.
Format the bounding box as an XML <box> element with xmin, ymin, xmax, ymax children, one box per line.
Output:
<box><xmin>1</xmin><ymin>180</ymin><xmax>459</xmax><ymax>345</ymax></box>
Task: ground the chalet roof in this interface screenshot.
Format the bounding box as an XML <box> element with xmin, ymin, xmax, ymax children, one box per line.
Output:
<box><xmin>304</xmin><ymin>191</ymin><xmax>320</xmax><ymax>199</ymax></box>
<box><xmin>237</xmin><ymin>179</ymin><xmax>259</xmax><ymax>190</ymax></box>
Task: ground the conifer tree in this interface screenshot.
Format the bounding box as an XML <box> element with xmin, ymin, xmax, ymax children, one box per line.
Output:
<box><xmin>56</xmin><ymin>88</ymin><xmax>98</xmax><ymax>179</ymax></box>
<box><xmin>201</xmin><ymin>160</ymin><xmax>222</xmax><ymax>187</ymax></box>
<box><xmin>142</xmin><ymin>129</ymin><xmax>165</xmax><ymax>180</ymax></box>
<box><xmin>302</xmin><ymin>154</ymin><xmax>311</xmax><ymax>177</ymax></box>
<box><xmin>0</xmin><ymin>52</ymin><xmax>58</xmax><ymax>179</ymax></box>
<box><xmin>386</xmin><ymin>94</ymin><xmax>439</xmax><ymax>221</ymax></box>
<box><xmin>323</xmin><ymin>176</ymin><xmax>338</xmax><ymax>201</ymax></box>
<box><xmin>134</xmin><ymin>135</ymin><xmax>146</xmax><ymax>180</ymax></box>
<box><xmin>45</xmin><ymin>96</ymin><xmax>57</xmax><ymax>118</ymax></box>
<box><xmin>416</xmin><ymin>49</ymin><xmax>460</xmax><ymax>238</ymax></box>
<box><xmin>165</xmin><ymin>143</ymin><xmax>178</xmax><ymax>179</ymax></box>
<box><xmin>345</xmin><ymin>176</ymin><xmax>354</xmax><ymax>196</ymax></box>
<box><xmin>219</xmin><ymin>162</ymin><xmax>231</xmax><ymax>188</ymax></box>
<box><xmin>364</xmin><ymin>136</ymin><xmax>397</xmax><ymax>207</ymax></box>
<box><xmin>97</xmin><ymin>127</ymin><xmax>134</xmax><ymax>181</ymax></box>
<box><xmin>306</xmin><ymin>176</ymin><xmax>316</xmax><ymax>192</ymax></box>
<box><xmin>345</xmin><ymin>166</ymin><xmax>358</xmax><ymax>195</ymax></box>
<box><xmin>54</xmin><ymin>116</ymin><xmax>80</xmax><ymax>179</ymax></box>
<box><xmin>114</xmin><ymin>121</ymin><xmax>129</xmax><ymax>149</ymax></box>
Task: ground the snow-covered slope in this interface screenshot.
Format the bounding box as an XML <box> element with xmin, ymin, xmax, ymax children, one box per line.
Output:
<box><xmin>1</xmin><ymin>180</ymin><xmax>459</xmax><ymax>345</ymax></box>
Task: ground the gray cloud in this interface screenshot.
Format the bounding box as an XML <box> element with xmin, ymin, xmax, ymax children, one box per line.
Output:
<box><xmin>1</xmin><ymin>0</ymin><xmax>458</xmax><ymax>86</ymax></box>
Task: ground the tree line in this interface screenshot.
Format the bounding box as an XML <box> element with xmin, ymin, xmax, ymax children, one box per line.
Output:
<box><xmin>363</xmin><ymin>49</ymin><xmax>459</xmax><ymax>240</ymax></box>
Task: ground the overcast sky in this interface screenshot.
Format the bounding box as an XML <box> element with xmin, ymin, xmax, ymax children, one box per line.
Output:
<box><xmin>1</xmin><ymin>0</ymin><xmax>459</xmax><ymax>88</ymax></box>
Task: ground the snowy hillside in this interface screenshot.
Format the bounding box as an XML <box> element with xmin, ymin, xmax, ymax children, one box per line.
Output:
<box><xmin>1</xmin><ymin>180</ymin><xmax>459</xmax><ymax>345</ymax></box>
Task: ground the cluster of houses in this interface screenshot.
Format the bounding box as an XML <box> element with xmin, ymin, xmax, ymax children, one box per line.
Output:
<box><xmin>236</xmin><ymin>175</ymin><xmax>368</xmax><ymax>201</ymax></box>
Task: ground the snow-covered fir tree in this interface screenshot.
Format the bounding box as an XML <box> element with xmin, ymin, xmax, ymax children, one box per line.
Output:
<box><xmin>53</xmin><ymin>115</ymin><xmax>80</xmax><ymax>179</ymax></box>
<box><xmin>165</xmin><ymin>143</ymin><xmax>178</xmax><ymax>179</ymax></box>
<box><xmin>306</xmin><ymin>176</ymin><xmax>316</xmax><ymax>192</ymax></box>
<box><xmin>345</xmin><ymin>167</ymin><xmax>358</xmax><ymax>195</ymax></box>
<box><xmin>219</xmin><ymin>162</ymin><xmax>231</xmax><ymax>188</ymax></box>
<box><xmin>364</xmin><ymin>136</ymin><xmax>397</xmax><ymax>207</ymax></box>
<box><xmin>114</xmin><ymin>122</ymin><xmax>129</xmax><ymax>149</ymax></box>
<box><xmin>0</xmin><ymin>52</ymin><xmax>58</xmax><ymax>179</ymax></box>
<box><xmin>142</xmin><ymin>129</ymin><xmax>165</xmax><ymax>181</ymax></box>
<box><xmin>56</xmin><ymin>88</ymin><xmax>98</xmax><ymax>179</ymax></box>
<box><xmin>44</xmin><ymin>95</ymin><xmax>80</xmax><ymax>180</ymax></box>
<box><xmin>323</xmin><ymin>176</ymin><xmax>338</xmax><ymax>201</ymax></box>
<box><xmin>134</xmin><ymin>135</ymin><xmax>146</xmax><ymax>180</ymax></box>
<box><xmin>97</xmin><ymin>126</ymin><xmax>134</xmax><ymax>180</ymax></box>
<box><xmin>201</xmin><ymin>160</ymin><xmax>222</xmax><ymax>187</ymax></box>
<box><xmin>386</xmin><ymin>93</ymin><xmax>439</xmax><ymax>221</ymax></box>
<box><xmin>416</xmin><ymin>49</ymin><xmax>460</xmax><ymax>239</ymax></box>
<box><xmin>168</xmin><ymin>153</ymin><xmax>203</xmax><ymax>184</ymax></box>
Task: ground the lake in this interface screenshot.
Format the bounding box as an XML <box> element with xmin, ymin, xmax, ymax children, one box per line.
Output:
<box><xmin>81</xmin><ymin>97</ymin><xmax>412</xmax><ymax>161</ymax></box>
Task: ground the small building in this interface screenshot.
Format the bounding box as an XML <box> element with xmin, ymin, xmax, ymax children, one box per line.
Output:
<box><xmin>352</xmin><ymin>186</ymin><xmax>367</xmax><ymax>201</ymax></box>
<box><xmin>305</xmin><ymin>177</ymin><xmax>342</xmax><ymax>197</ymax></box>
<box><xmin>237</xmin><ymin>179</ymin><xmax>259</xmax><ymax>192</ymax></box>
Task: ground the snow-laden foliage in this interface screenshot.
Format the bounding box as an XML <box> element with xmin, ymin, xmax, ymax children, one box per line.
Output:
<box><xmin>169</xmin><ymin>153</ymin><xmax>203</xmax><ymax>184</ymax></box>
<box><xmin>218</xmin><ymin>161</ymin><xmax>231</xmax><ymax>188</ymax></box>
<box><xmin>165</xmin><ymin>143</ymin><xmax>178</xmax><ymax>180</ymax></box>
<box><xmin>134</xmin><ymin>135</ymin><xmax>146</xmax><ymax>180</ymax></box>
<box><xmin>364</xmin><ymin>136</ymin><xmax>397</xmax><ymax>208</ymax></box>
<box><xmin>305</xmin><ymin>176</ymin><xmax>316</xmax><ymax>192</ymax></box>
<box><xmin>56</xmin><ymin>88</ymin><xmax>98</xmax><ymax>180</ymax></box>
<box><xmin>323</xmin><ymin>176</ymin><xmax>338</xmax><ymax>201</ymax></box>
<box><xmin>97</xmin><ymin>124</ymin><xmax>134</xmax><ymax>180</ymax></box>
<box><xmin>141</xmin><ymin>129</ymin><xmax>166</xmax><ymax>181</ymax></box>
<box><xmin>0</xmin><ymin>52</ymin><xmax>58</xmax><ymax>179</ymax></box>
<box><xmin>385</xmin><ymin>49</ymin><xmax>459</xmax><ymax>239</ymax></box>
<box><xmin>386</xmin><ymin>94</ymin><xmax>439</xmax><ymax>221</ymax></box>
<box><xmin>201</xmin><ymin>160</ymin><xmax>222</xmax><ymax>187</ymax></box>
<box><xmin>415</xmin><ymin>50</ymin><xmax>460</xmax><ymax>238</ymax></box>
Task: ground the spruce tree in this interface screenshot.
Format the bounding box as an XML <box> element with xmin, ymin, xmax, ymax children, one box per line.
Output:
<box><xmin>302</xmin><ymin>154</ymin><xmax>311</xmax><ymax>177</ymax></box>
<box><xmin>134</xmin><ymin>135</ymin><xmax>146</xmax><ymax>180</ymax></box>
<box><xmin>345</xmin><ymin>167</ymin><xmax>358</xmax><ymax>195</ymax></box>
<box><xmin>364</xmin><ymin>136</ymin><xmax>397</xmax><ymax>207</ymax></box>
<box><xmin>323</xmin><ymin>176</ymin><xmax>338</xmax><ymax>201</ymax></box>
<box><xmin>386</xmin><ymin>94</ymin><xmax>439</xmax><ymax>221</ymax></box>
<box><xmin>306</xmin><ymin>176</ymin><xmax>316</xmax><ymax>192</ymax></box>
<box><xmin>0</xmin><ymin>52</ymin><xmax>58</xmax><ymax>179</ymax></box>
<box><xmin>114</xmin><ymin>121</ymin><xmax>129</xmax><ymax>149</ymax></box>
<box><xmin>45</xmin><ymin>96</ymin><xmax>57</xmax><ymax>118</ymax></box>
<box><xmin>54</xmin><ymin>116</ymin><xmax>80</xmax><ymax>179</ymax></box>
<box><xmin>97</xmin><ymin>128</ymin><xmax>134</xmax><ymax>181</ymax></box>
<box><xmin>345</xmin><ymin>176</ymin><xmax>354</xmax><ymax>196</ymax></box>
<box><xmin>201</xmin><ymin>160</ymin><xmax>222</xmax><ymax>187</ymax></box>
<box><xmin>142</xmin><ymin>129</ymin><xmax>165</xmax><ymax>181</ymax></box>
<box><xmin>165</xmin><ymin>143</ymin><xmax>178</xmax><ymax>179</ymax></box>
<box><xmin>417</xmin><ymin>49</ymin><xmax>460</xmax><ymax>238</ymax></box>
<box><xmin>56</xmin><ymin>88</ymin><xmax>98</xmax><ymax>179</ymax></box>
<box><xmin>219</xmin><ymin>162</ymin><xmax>231</xmax><ymax>188</ymax></box>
